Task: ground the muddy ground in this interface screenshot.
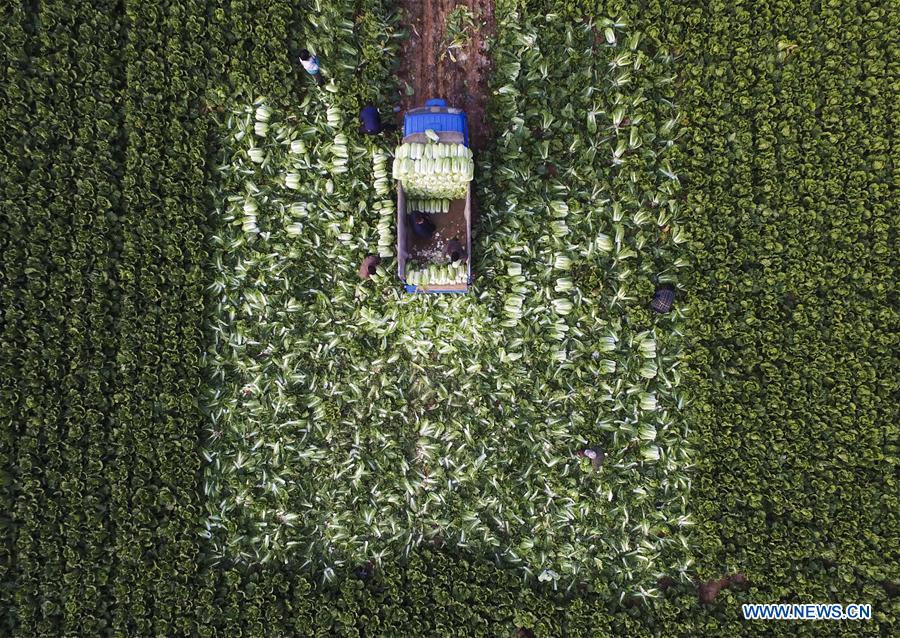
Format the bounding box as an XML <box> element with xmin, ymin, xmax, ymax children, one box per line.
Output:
<box><xmin>395</xmin><ymin>0</ymin><xmax>495</xmax><ymax>150</ymax></box>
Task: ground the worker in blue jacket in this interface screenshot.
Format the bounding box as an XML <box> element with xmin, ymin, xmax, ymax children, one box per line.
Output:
<box><xmin>359</xmin><ymin>105</ymin><xmax>395</xmax><ymax>135</ymax></box>
<box><xmin>410</xmin><ymin>212</ymin><xmax>435</xmax><ymax>240</ymax></box>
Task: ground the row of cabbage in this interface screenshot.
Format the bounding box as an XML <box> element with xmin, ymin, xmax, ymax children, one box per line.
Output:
<box><xmin>2</xmin><ymin>0</ymin><xmax>219</xmax><ymax>635</ymax></box>
<box><xmin>392</xmin><ymin>140</ymin><xmax>475</xmax><ymax>199</ymax></box>
<box><xmin>670</xmin><ymin>0</ymin><xmax>898</xmax><ymax>627</ymax></box>
<box><xmin>1</xmin><ymin>3</ymin><xmax>131</xmax><ymax>634</ymax></box>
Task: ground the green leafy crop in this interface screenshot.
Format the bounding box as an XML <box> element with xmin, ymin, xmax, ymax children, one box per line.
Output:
<box><xmin>201</xmin><ymin>6</ymin><xmax>693</xmax><ymax>599</ymax></box>
<box><xmin>1</xmin><ymin>0</ymin><xmax>895</xmax><ymax>635</ymax></box>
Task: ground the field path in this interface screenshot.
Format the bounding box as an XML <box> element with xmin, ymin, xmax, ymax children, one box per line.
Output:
<box><xmin>395</xmin><ymin>0</ymin><xmax>495</xmax><ymax>150</ymax></box>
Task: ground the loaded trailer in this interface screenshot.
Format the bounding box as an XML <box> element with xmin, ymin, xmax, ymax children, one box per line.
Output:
<box><xmin>394</xmin><ymin>99</ymin><xmax>473</xmax><ymax>294</ymax></box>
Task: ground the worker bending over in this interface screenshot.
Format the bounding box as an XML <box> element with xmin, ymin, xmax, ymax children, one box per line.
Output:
<box><xmin>445</xmin><ymin>238</ymin><xmax>467</xmax><ymax>262</ymax></box>
<box><xmin>299</xmin><ymin>49</ymin><xmax>324</xmax><ymax>85</ymax></box>
<box><xmin>359</xmin><ymin>254</ymin><xmax>381</xmax><ymax>280</ymax></box>
<box><xmin>410</xmin><ymin>212</ymin><xmax>435</xmax><ymax>240</ymax></box>
<box><xmin>359</xmin><ymin>105</ymin><xmax>396</xmax><ymax>135</ymax></box>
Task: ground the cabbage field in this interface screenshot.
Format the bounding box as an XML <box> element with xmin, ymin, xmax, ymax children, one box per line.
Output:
<box><xmin>1</xmin><ymin>0</ymin><xmax>896</xmax><ymax>636</ymax></box>
<box><xmin>201</xmin><ymin>9</ymin><xmax>692</xmax><ymax>598</ymax></box>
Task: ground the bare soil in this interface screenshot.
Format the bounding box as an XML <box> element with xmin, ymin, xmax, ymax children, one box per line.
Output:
<box><xmin>395</xmin><ymin>0</ymin><xmax>496</xmax><ymax>150</ymax></box>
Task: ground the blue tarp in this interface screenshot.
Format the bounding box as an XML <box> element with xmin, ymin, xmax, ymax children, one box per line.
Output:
<box><xmin>403</xmin><ymin>99</ymin><xmax>469</xmax><ymax>146</ymax></box>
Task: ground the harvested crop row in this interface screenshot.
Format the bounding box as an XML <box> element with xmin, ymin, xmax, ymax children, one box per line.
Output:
<box><xmin>201</xmin><ymin>0</ymin><xmax>403</xmax><ymax>570</ymax></box>
<box><xmin>469</xmin><ymin>6</ymin><xmax>692</xmax><ymax>594</ymax></box>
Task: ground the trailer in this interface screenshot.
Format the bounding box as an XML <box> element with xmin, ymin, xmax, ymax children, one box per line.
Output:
<box><xmin>396</xmin><ymin>99</ymin><xmax>473</xmax><ymax>294</ymax></box>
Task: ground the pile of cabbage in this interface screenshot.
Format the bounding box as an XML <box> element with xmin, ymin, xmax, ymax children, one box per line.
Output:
<box><xmin>392</xmin><ymin>140</ymin><xmax>474</xmax><ymax>199</ymax></box>
<box><xmin>373</xmin><ymin>150</ymin><xmax>394</xmax><ymax>257</ymax></box>
<box><xmin>407</xmin><ymin>197</ymin><xmax>452</xmax><ymax>214</ymax></box>
<box><xmin>405</xmin><ymin>260</ymin><xmax>468</xmax><ymax>287</ymax></box>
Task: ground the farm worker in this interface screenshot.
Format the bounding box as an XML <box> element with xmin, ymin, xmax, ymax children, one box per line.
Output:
<box><xmin>410</xmin><ymin>212</ymin><xmax>436</xmax><ymax>240</ymax></box>
<box><xmin>359</xmin><ymin>105</ymin><xmax>397</xmax><ymax>135</ymax></box>
<box><xmin>578</xmin><ymin>446</ymin><xmax>605</xmax><ymax>471</ymax></box>
<box><xmin>445</xmin><ymin>238</ymin><xmax>467</xmax><ymax>262</ymax></box>
<box><xmin>354</xmin><ymin>561</ymin><xmax>374</xmax><ymax>581</ymax></box>
<box><xmin>299</xmin><ymin>49</ymin><xmax>324</xmax><ymax>85</ymax></box>
<box><xmin>514</xmin><ymin>629</ymin><xmax>535</xmax><ymax>638</ymax></box>
<box><xmin>359</xmin><ymin>254</ymin><xmax>381</xmax><ymax>280</ymax></box>
<box><xmin>359</xmin><ymin>106</ymin><xmax>383</xmax><ymax>134</ymax></box>
<box><xmin>650</xmin><ymin>282</ymin><xmax>676</xmax><ymax>313</ymax></box>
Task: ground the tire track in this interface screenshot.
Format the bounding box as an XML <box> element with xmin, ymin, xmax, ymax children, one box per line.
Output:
<box><xmin>395</xmin><ymin>0</ymin><xmax>495</xmax><ymax>150</ymax></box>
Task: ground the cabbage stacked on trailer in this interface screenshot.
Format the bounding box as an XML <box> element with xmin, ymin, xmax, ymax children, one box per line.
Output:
<box><xmin>392</xmin><ymin>138</ymin><xmax>474</xmax><ymax>199</ymax></box>
<box><xmin>405</xmin><ymin>260</ymin><xmax>468</xmax><ymax>286</ymax></box>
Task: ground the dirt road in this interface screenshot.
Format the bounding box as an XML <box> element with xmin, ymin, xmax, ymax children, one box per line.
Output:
<box><xmin>395</xmin><ymin>0</ymin><xmax>495</xmax><ymax>150</ymax></box>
